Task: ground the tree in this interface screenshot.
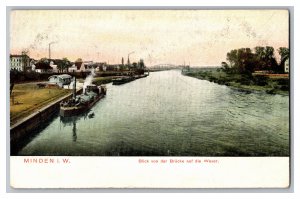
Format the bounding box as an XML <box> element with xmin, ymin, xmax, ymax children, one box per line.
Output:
<box><xmin>225</xmin><ymin>48</ymin><xmax>256</xmax><ymax>74</ymax></box>
<box><xmin>39</xmin><ymin>57</ymin><xmax>49</xmax><ymax>64</ymax></box>
<box><xmin>278</xmin><ymin>47</ymin><xmax>289</xmax><ymax>67</ymax></box>
<box><xmin>253</xmin><ymin>46</ymin><xmax>277</xmax><ymax>71</ymax></box>
<box><xmin>265</xmin><ymin>46</ymin><xmax>276</xmax><ymax>71</ymax></box>
<box><xmin>57</xmin><ymin>57</ymin><xmax>71</xmax><ymax>72</ymax></box>
<box><xmin>222</xmin><ymin>46</ymin><xmax>285</xmax><ymax>75</ymax></box>
<box><xmin>221</xmin><ymin>61</ymin><xmax>230</xmax><ymax>72</ymax></box>
<box><xmin>226</xmin><ymin>49</ymin><xmax>238</xmax><ymax>70</ymax></box>
<box><xmin>278</xmin><ymin>47</ymin><xmax>289</xmax><ymax>60</ymax></box>
<box><xmin>21</xmin><ymin>49</ymin><xmax>30</xmax><ymax>71</ymax></box>
<box><xmin>35</xmin><ymin>58</ymin><xmax>51</xmax><ymax>71</ymax></box>
<box><xmin>10</xmin><ymin>69</ymin><xmax>18</xmax><ymax>96</ymax></box>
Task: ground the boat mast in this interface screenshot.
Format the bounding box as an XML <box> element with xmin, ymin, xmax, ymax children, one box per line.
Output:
<box><xmin>73</xmin><ymin>76</ymin><xmax>76</xmax><ymax>99</ymax></box>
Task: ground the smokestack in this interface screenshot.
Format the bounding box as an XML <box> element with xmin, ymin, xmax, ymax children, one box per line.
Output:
<box><xmin>49</xmin><ymin>43</ymin><xmax>51</xmax><ymax>59</ymax></box>
<box><xmin>73</xmin><ymin>76</ymin><xmax>76</xmax><ymax>99</ymax></box>
<box><xmin>48</xmin><ymin>41</ymin><xmax>57</xmax><ymax>59</ymax></box>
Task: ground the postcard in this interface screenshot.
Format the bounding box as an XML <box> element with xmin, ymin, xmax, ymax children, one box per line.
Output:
<box><xmin>9</xmin><ymin>9</ymin><xmax>290</xmax><ymax>188</ymax></box>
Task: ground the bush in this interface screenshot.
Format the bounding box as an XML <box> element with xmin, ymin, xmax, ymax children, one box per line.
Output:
<box><xmin>208</xmin><ymin>76</ymin><xmax>217</xmax><ymax>82</ymax></box>
<box><xmin>238</xmin><ymin>76</ymin><xmax>252</xmax><ymax>85</ymax></box>
<box><xmin>276</xmin><ymin>78</ymin><xmax>289</xmax><ymax>85</ymax></box>
<box><xmin>253</xmin><ymin>75</ymin><xmax>268</xmax><ymax>86</ymax></box>
<box><xmin>280</xmin><ymin>85</ymin><xmax>289</xmax><ymax>91</ymax></box>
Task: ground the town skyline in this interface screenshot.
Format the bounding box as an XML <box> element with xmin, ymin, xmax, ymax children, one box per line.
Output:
<box><xmin>10</xmin><ymin>10</ymin><xmax>289</xmax><ymax>66</ymax></box>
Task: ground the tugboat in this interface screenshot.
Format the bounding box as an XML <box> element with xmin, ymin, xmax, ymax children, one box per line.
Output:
<box><xmin>60</xmin><ymin>77</ymin><xmax>107</xmax><ymax>117</ymax></box>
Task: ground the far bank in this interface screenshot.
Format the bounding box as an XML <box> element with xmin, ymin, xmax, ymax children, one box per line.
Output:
<box><xmin>182</xmin><ymin>68</ymin><xmax>289</xmax><ymax>96</ymax></box>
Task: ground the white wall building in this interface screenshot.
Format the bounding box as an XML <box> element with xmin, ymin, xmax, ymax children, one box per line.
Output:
<box><xmin>50</xmin><ymin>61</ymin><xmax>58</xmax><ymax>73</ymax></box>
<box><xmin>68</xmin><ymin>64</ymin><xmax>78</xmax><ymax>72</ymax></box>
<box><xmin>10</xmin><ymin>55</ymin><xmax>31</xmax><ymax>71</ymax></box>
<box><xmin>48</xmin><ymin>74</ymin><xmax>72</xmax><ymax>88</ymax></box>
<box><xmin>284</xmin><ymin>58</ymin><xmax>289</xmax><ymax>73</ymax></box>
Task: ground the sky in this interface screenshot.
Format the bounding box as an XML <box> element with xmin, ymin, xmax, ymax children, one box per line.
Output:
<box><xmin>10</xmin><ymin>10</ymin><xmax>289</xmax><ymax>66</ymax></box>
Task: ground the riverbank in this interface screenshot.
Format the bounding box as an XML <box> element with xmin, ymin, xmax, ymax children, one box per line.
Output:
<box><xmin>183</xmin><ymin>68</ymin><xmax>289</xmax><ymax>95</ymax></box>
<box><xmin>16</xmin><ymin>70</ymin><xmax>289</xmax><ymax>156</ymax></box>
<box><xmin>10</xmin><ymin>73</ymin><xmax>149</xmax><ymax>125</ymax></box>
<box><xmin>78</xmin><ymin>76</ymin><xmax>115</xmax><ymax>85</ymax></box>
<box><xmin>10</xmin><ymin>84</ymin><xmax>72</xmax><ymax>125</ymax></box>
<box><xmin>10</xmin><ymin>88</ymin><xmax>83</xmax><ymax>154</ymax></box>
<box><xmin>10</xmin><ymin>77</ymin><xmax>113</xmax><ymax>125</ymax></box>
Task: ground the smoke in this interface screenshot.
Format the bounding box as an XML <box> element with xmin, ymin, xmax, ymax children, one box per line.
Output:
<box><xmin>29</xmin><ymin>33</ymin><xmax>49</xmax><ymax>51</ymax></box>
<box><xmin>83</xmin><ymin>68</ymin><xmax>95</xmax><ymax>93</ymax></box>
<box><xmin>26</xmin><ymin>26</ymin><xmax>60</xmax><ymax>58</ymax></box>
<box><xmin>69</xmin><ymin>79</ymin><xmax>75</xmax><ymax>90</ymax></box>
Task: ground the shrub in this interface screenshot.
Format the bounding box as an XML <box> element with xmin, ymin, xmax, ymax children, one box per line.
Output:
<box><xmin>253</xmin><ymin>75</ymin><xmax>268</xmax><ymax>86</ymax></box>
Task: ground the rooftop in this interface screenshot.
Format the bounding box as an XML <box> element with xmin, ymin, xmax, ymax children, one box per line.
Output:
<box><xmin>49</xmin><ymin>74</ymin><xmax>72</xmax><ymax>80</ymax></box>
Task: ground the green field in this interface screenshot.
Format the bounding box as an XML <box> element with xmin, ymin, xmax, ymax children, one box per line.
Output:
<box><xmin>10</xmin><ymin>83</ymin><xmax>71</xmax><ymax>125</ymax></box>
<box><xmin>183</xmin><ymin>68</ymin><xmax>289</xmax><ymax>95</ymax></box>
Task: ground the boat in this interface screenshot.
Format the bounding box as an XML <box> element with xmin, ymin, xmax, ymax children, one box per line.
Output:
<box><xmin>112</xmin><ymin>76</ymin><xmax>135</xmax><ymax>85</ymax></box>
<box><xmin>60</xmin><ymin>77</ymin><xmax>107</xmax><ymax>117</ymax></box>
<box><xmin>112</xmin><ymin>73</ymin><xmax>149</xmax><ymax>85</ymax></box>
<box><xmin>134</xmin><ymin>74</ymin><xmax>148</xmax><ymax>79</ymax></box>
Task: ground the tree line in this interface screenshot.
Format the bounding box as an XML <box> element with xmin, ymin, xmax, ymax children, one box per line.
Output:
<box><xmin>221</xmin><ymin>46</ymin><xmax>289</xmax><ymax>74</ymax></box>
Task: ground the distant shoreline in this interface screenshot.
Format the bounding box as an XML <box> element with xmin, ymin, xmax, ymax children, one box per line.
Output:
<box><xmin>182</xmin><ymin>68</ymin><xmax>289</xmax><ymax>96</ymax></box>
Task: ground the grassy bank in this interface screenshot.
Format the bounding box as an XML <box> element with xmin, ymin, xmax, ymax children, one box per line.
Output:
<box><xmin>92</xmin><ymin>76</ymin><xmax>115</xmax><ymax>85</ymax></box>
<box><xmin>183</xmin><ymin>68</ymin><xmax>289</xmax><ymax>95</ymax></box>
<box><xmin>78</xmin><ymin>76</ymin><xmax>115</xmax><ymax>85</ymax></box>
<box><xmin>11</xmin><ymin>76</ymin><xmax>116</xmax><ymax>125</ymax></box>
<box><xmin>10</xmin><ymin>84</ymin><xmax>71</xmax><ymax>125</ymax></box>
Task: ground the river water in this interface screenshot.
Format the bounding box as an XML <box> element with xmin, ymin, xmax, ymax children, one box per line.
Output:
<box><xmin>17</xmin><ymin>70</ymin><xmax>289</xmax><ymax>156</ymax></box>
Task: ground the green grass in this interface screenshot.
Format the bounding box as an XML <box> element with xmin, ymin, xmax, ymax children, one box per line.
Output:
<box><xmin>10</xmin><ymin>84</ymin><xmax>71</xmax><ymax>125</ymax></box>
<box><xmin>183</xmin><ymin>69</ymin><xmax>289</xmax><ymax>95</ymax></box>
<box><xmin>92</xmin><ymin>76</ymin><xmax>114</xmax><ymax>85</ymax></box>
<box><xmin>78</xmin><ymin>76</ymin><xmax>114</xmax><ymax>85</ymax></box>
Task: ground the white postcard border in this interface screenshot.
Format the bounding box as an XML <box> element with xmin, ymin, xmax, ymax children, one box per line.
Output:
<box><xmin>4</xmin><ymin>2</ymin><xmax>297</xmax><ymax>195</ymax></box>
<box><xmin>10</xmin><ymin>156</ymin><xmax>289</xmax><ymax>188</ymax></box>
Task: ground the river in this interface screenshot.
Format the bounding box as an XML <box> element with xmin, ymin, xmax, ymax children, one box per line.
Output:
<box><xmin>16</xmin><ymin>70</ymin><xmax>289</xmax><ymax>156</ymax></box>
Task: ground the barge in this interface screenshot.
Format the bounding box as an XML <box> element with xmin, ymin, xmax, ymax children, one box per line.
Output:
<box><xmin>112</xmin><ymin>74</ymin><xmax>149</xmax><ymax>85</ymax></box>
<box><xmin>112</xmin><ymin>76</ymin><xmax>135</xmax><ymax>85</ymax></box>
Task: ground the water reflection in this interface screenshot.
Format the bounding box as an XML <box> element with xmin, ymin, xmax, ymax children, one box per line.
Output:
<box><xmin>72</xmin><ymin>121</ymin><xmax>77</xmax><ymax>142</ymax></box>
<box><xmin>59</xmin><ymin>111</ymin><xmax>95</xmax><ymax>143</ymax></box>
<box><xmin>17</xmin><ymin>70</ymin><xmax>289</xmax><ymax>156</ymax></box>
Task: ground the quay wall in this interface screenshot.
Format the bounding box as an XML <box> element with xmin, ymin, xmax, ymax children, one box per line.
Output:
<box><xmin>10</xmin><ymin>88</ymin><xmax>83</xmax><ymax>148</ymax></box>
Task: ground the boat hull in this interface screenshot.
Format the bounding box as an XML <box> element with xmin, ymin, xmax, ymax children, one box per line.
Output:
<box><xmin>112</xmin><ymin>77</ymin><xmax>134</xmax><ymax>85</ymax></box>
<box><xmin>60</xmin><ymin>94</ymin><xmax>104</xmax><ymax>117</ymax></box>
<box><xmin>112</xmin><ymin>74</ymin><xmax>148</xmax><ymax>85</ymax></box>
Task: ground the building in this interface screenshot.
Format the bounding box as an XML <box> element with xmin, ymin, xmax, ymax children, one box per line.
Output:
<box><xmin>50</xmin><ymin>61</ymin><xmax>58</xmax><ymax>73</ymax></box>
<box><xmin>34</xmin><ymin>62</ymin><xmax>53</xmax><ymax>73</ymax></box>
<box><xmin>10</xmin><ymin>54</ymin><xmax>31</xmax><ymax>71</ymax></box>
<box><xmin>68</xmin><ymin>64</ymin><xmax>78</xmax><ymax>73</ymax></box>
<box><xmin>80</xmin><ymin>61</ymin><xmax>100</xmax><ymax>72</ymax></box>
<box><xmin>284</xmin><ymin>58</ymin><xmax>289</xmax><ymax>73</ymax></box>
<box><xmin>48</xmin><ymin>74</ymin><xmax>72</xmax><ymax>88</ymax></box>
<box><xmin>74</xmin><ymin>60</ymin><xmax>83</xmax><ymax>71</ymax></box>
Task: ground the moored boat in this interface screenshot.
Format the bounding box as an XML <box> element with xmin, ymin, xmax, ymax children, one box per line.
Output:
<box><xmin>112</xmin><ymin>76</ymin><xmax>135</xmax><ymax>85</ymax></box>
<box><xmin>60</xmin><ymin>77</ymin><xmax>106</xmax><ymax>117</ymax></box>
